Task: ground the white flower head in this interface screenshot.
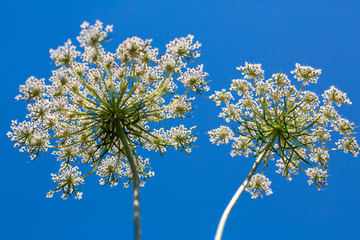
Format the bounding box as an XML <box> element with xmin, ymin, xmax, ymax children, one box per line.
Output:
<box><xmin>245</xmin><ymin>174</ymin><xmax>273</xmax><ymax>199</ymax></box>
<box><xmin>322</xmin><ymin>86</ymin><xmax>352</xmax><ymax>106</ymax></box>
<box><xmin>166</xmin><ymin>34</ymin><xmax>202</xmax><ymax>59</ymax></box>
<box><xmin>209</xmin><ymin>89</ymin><xmax>234</xmax><ymax>106</ymax></box>
<box><xmin>290</xmin><ymin>63</ymin><xmax>322</xmax><ymax>85</ymax></box>
<box><xmin>208</xmin><ymin>125</ymin><xmax>234</xmax><ymax>145</ymax></box>
<box><xmin>209</xmin><ymin>62</ymin><xmax>357</xmax><ymax>198</ymax></box>
<box><xmin>236</xmin><ymin>62</ymin><xmax>264</xmax><ymax>80</ymax></box>
<box><xmin>305</xmin><ymin>167</ymin><xmax>328</xmax><ymax>190</ymax></box>
<box><xmin>8</xmin><ymin>21</ymin><xmax>209</xmax><ymax>200</ymax></box>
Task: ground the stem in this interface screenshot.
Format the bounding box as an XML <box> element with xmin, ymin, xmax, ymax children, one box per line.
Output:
<box><xmin>214</xmin><ymin>136</ymin><xmax>276</xmax><ymax>240</ymax></box>
<box><xmin>116</xmin><ymin>121</ymin><xmax>142</xmax><ymax>240</ymax></box>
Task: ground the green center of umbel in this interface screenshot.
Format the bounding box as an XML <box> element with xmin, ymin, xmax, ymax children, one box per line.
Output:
<box><xmin>272</xmin><ymin>126</ymin><xmax>283</xmax><ymax>137</ymax></box>
<box><xmin>95</xmin><ymin>101</ymin><xmax>146</xmax><ymax>140</ymax></box>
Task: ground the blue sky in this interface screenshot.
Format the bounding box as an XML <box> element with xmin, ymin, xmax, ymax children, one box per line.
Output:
<box><xmin>1</xmin><ymin>1</ymin><xmax>360</xmax><ymax>239</ymax></box>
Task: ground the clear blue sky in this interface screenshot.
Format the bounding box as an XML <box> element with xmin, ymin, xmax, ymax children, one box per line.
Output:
<box><xmin>1</xmin><ymin>1</ymin><xmax>360</xmax><ymax>239</ymax></box>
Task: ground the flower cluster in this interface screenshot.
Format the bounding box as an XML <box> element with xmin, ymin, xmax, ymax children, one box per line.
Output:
<box><xmin>209</xmin><ymin>62</ymin><xmax>358</xmax><ymax>197</ymax></box>
<box><xmin>8</xmin><ymin>21</ymin><xmax>209</xmax><ymax>199</ymax></box>
<box><xmin>245</xmin><ymin>174</ymin><xmax>272</xmax><ymax>199</ymax></box>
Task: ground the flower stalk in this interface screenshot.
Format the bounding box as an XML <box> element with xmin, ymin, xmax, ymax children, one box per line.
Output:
<box><xmin>214</xmin><ymin>135</ymin><xmax>276</xmax><ymax>240</ymax></box>
<box><xmin>116</xmin><ymin>120</ymin><xmax>142</xmax><ymax>240</ymax></box>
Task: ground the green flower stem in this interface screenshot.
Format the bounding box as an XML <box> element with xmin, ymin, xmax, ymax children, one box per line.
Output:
<box><xmin>116</xmin><ymin>120</ymin><xmax>142</xmax><ymax>240</ymax></box>
<box><xmin>214</xmin><ymin>135</ymin><xmax>276</xmax><ymax>240</ymax></box>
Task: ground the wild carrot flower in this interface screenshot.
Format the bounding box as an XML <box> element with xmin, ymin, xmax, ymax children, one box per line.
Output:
<box><xmin>7</xmin><ymin>20</ymin><xmax>209</xmax><ymax>240</ymax></box>
<box><xmin>208</xmin><ymin>62</ymin><xmax>358</xmax><ymax>240</ymax></box>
